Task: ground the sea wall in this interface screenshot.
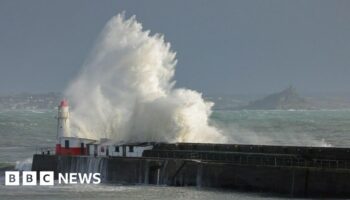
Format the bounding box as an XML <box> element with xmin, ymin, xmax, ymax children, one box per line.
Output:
<box><xmin>32</xmin><ymin>154</ymin><xmax>350</xmax><ymax>197</ymax></box>
<box><xmin>32</xmin><ymin>154</ymin><xmax>57</xmax><ymax>173</ymax></box>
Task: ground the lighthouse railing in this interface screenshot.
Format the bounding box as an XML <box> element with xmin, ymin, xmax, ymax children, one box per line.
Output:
<box><xmin>36</xmin><ymin>147</ymin><xmax>56</xmax><ymax>155</ymax></box>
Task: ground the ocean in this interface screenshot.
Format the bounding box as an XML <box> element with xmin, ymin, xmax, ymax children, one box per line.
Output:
<box><xmin>1</xmin><ymin>109</ymin><xmax>350</xmax><ymax>199</ymax></box>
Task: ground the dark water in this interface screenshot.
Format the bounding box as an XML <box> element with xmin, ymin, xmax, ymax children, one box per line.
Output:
<box><xmin>1</xmin><ymin>109</ymin><xmax>350</xmax><ymax>199</ymax></box>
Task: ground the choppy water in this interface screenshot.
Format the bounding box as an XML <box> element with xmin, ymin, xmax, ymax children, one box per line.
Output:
<box><xmin>212</xmin><ymin>109</ymin><xmax>350</xmax><ymax>147</ymax></box>
<box><xmin>1</xmin><ymin>184</ymin><xmax>297</xmax><ymax>200</ymax></box>
<box><xmin>1</xmin><ymin>109</ymin><xmax>350</xmax><ymax>199</ymax></box>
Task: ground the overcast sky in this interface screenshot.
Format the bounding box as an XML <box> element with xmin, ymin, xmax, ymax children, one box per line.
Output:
<box><xmin>0</xmin><ymin>0</ymin><xmax>349</xmax><ymax>95</ymax></box>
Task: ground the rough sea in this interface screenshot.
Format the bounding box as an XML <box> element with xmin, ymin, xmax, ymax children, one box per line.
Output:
<box><xmin>1</xmin><ymin>109</ymin><xmax>350</xmax><ymax>199</ymax></box>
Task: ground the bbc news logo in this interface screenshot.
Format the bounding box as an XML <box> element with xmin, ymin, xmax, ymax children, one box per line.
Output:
<box><xmin>5</xmin><ymin>171</ymin><xmax>101</xmax><ymax>186</ymax></box>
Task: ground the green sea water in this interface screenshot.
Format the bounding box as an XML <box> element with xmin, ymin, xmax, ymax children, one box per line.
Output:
<box><xmin>1</xmin><ymin>109</ymin><xmax>350</xmax><ymax>199</ymax></box>
<box><xmin>1</xmin><ymin>109</ymin><xmax>350</xmax><ymax>164</ymax></box>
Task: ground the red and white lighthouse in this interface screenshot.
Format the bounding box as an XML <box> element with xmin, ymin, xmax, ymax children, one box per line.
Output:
<box><xmin>55</xmin><ymin>100</ymin><xmax>95</xmax><ymax>155</ymax></box>
<box><xmin>57</xmin><ymin>99</ymin><xmax>70</xmax><ymax>139</ymax></box>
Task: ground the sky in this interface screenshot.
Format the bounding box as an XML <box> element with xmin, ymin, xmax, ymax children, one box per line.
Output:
<box><xmin>0</xmin><ymin>0</ymin><xmax>349</xmax><ymax>95</ymax></box>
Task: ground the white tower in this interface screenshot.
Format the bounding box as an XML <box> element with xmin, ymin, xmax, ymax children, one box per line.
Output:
<box><xmin>57</xmin><ymin>99</ymin><xmax>70</xmax><ymax>139</ymax></box>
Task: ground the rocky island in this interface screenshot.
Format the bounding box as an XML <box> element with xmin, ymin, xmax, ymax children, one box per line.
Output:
<box><xmin>240</xmin><ymin>86</ymin><xmax>312</xmax><ymax>110</ymax></box>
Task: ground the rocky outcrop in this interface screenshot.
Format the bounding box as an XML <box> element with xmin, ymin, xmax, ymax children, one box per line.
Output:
<box><xmin>241</xmin><ymin>86</ymin><xmax>311</xmax><ymax>110</ymax></box>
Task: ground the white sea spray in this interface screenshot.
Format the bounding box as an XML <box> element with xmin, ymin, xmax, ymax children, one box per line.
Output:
<box><xmin>64</xmin><ymin>14</ymin><xmax>226</xmax><ymax>143</ymax></box>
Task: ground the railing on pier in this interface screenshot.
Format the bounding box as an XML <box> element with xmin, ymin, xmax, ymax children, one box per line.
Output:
<box><xmin>153</xmin><ymin>143</ymin><xmax>350</xmax><ymax>160</ymax></box>
<box><xmin>36</xmin><ymin>147</ymin><xmax>55</xmax><ymax>155</ymax></box>
<box><xmin>143</xmin><ymin>150</ymin><xmax>350</xmax><ymax>170</ymax></box>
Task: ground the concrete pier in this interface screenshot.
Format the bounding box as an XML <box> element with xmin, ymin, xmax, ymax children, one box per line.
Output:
<box><xmin>32</xmin><ymin>143</ymin><xmax>350</xmax><ymax>197</ymax></box>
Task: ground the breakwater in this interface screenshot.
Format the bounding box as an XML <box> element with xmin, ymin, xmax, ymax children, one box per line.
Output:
<box><xmin>32</xmin><ymin>143</ymin><xmax>350</xmax><ymax>197</ymax></box>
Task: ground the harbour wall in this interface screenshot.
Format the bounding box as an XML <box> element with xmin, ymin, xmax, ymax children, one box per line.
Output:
<box><xmin>32</xmin><ymin>154</ymin><xmax>350</xmax><ymax>197</ymax></box>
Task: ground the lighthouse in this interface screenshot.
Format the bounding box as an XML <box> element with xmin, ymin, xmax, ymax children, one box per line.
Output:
<box><xmin>55</xmin><ymin>100</ymin><xmax>96</xmax><ymax>155</ymax></box>
<box><xmin>55</xmin><ymin>99</ymin><xmax>71</xmax><ymax>155</ymax></box>
<box><xmin>57</xmin><ymin>99</ymin><xmax>70</xmax><ymax>139</ymax></box>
